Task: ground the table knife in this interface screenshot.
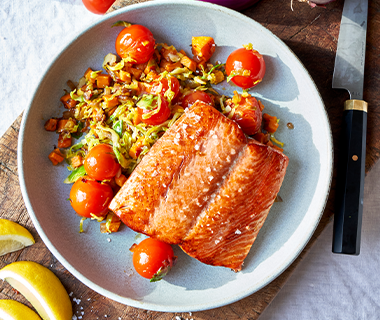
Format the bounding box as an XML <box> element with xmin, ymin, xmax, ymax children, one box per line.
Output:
<box><xmin>332</xmin><ymin>0</ymin><xmax>368</xmax><ymax>255</ymax></box>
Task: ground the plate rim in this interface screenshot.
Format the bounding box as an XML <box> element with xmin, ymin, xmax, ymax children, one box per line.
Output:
<box><xmin>17</xmin><ymin>0</ymin><xmax>334</xmax><ymax>312</ymax></box>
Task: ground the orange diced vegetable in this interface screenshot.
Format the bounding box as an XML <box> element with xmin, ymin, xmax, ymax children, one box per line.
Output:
<box><xmin>132</xmin><ymin>110</ymin><xmax>142</xmax><ymax>126</ymax></box>
<box><xmin>48</xmin><ymin>148</ymin><xmax>65</xmax><ymax>165</ymax></box>
<box><xmin>191</xmin><ymin>36</ymin><xmax>216</xmax><ymax>62</ymax></box>
<box><xmin>263</xmin><ymin>113</ymin><xmax>279</xmax><ymax>133</ymax></box>
<box><xmin>160</xmin><ymin>60</ymin><xmax>182</xmax><ymax>72</ymax></box>
<box><xmin>258</xmin><ymin>100</ymin><xmax>265</xmax><ymax>111</ymax></box>
<box><xmin>144</xmin><ymin>57</ymin><xmax>159</xmax><ymax>74</ymax></box>
<box><xmin>58</xmin><ymin>133</ymin><xmax>72</xmax><ymax>148</ymax></box>
<box><xmin>57</xmin><ymin>118</ymin><xmax>76</xmax><ymax>133</ymax></box>
<box><xmin>60</xmin><ymin>94</ymin><xmax>77</xmax><ymax>109</ymax></box>
<box><xmin>96</xmin><ymin>74</ymin><xmax>112</xmax><ymax>88</ymax></box>
<box><xmin>253</xmin><ymin>132</ymin><xmax>270</xmax><ymax>144</ymax></box>
<box><xmin>180</xmin><ymin>55</ymin><xmax>197</xmax><ymax>72</ymax></box>
<box><xmin>115</xmin><ymin>174</ymin><xmax>127</xmax><ymax>187</ymax></box>
<box><xmin>129</xmin><ymin>138</ymin><xmax>145</xmax><ymax>159</ymax></box>
<box><xmin>71</xmin><ymin>155</ymin><xmax>83</xmax><ymax>168</ymax></box>
<box><xmin>100</xmin><ymin>213</ymin><xmax>122</xmax><ymax>233</ymax></box>
<box><xmin>84</xmin><ymin>67</ymin><xmax>95</xmax><ymax>82</ymax></box>
<box><xmin>44</xmin><ymin>118</ymin><xmax>58</xmax><ymax>131</ymax></box>
<box><xmin>107</xmin><ymin>106</ymin><xmax>118</xmax><ymax>118</ymax></box>
<box><xmin>129</xmin><ymin>67</ymin><xmax>143</xmax><ymax>80</ymax></box>
<box><xmin>119</xmin><ymin>70</ymin><xmax>131</xmax><ymax>83</ymax></box>
<box><xmin>103</xmin><ymin>95</ymin><xmax>119</xmax><ymax>109</ymax></box>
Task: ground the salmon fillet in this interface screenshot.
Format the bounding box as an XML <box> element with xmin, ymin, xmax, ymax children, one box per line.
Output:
<box><xmin>109</xmin><ymin>101</ymin><xmax>289</xmax><ymax>271</ymax></box>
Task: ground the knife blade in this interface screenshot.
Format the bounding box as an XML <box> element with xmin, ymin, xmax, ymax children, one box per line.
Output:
<box><xmin>332</xmin><ymin>0</ymin><xmax>368</xmax><ymax>255</ymax></box>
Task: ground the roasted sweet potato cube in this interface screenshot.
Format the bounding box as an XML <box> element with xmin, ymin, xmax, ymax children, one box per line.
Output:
<box><xmin>44</xmin><ymin>118</ymin><xmax>58</xmax><ymax>131</ymax></box>
<box><xmin>48</xmin><ymin>148</ymin><xmax>65</xmax><ymax>165</ymax></box>
<box><xmin>96</xmin><ymin>74</ymin><xmax>112</xmax><ymax>88</ymax></box>
<box><xmin>191</xmin><ymin>36</ymin><xmax>216</xmax><ymax>62</ymax></box>
<box><xmin>181</xmin><ymin>55</ymin><xmax>197</xmax><ymax>72</ymax></box>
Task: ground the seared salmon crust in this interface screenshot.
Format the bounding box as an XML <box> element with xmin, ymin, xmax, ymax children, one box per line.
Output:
<box><xmin>109</xmin><ymin>101</ymin><xmax>289</xmax><ymax>271</ymax></box>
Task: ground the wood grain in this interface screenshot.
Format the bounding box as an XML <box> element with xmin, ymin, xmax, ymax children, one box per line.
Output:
<box><xmin>1</xmin><ymin>0</ymin><xmax>379</xmax><ymax>319</ymax></box>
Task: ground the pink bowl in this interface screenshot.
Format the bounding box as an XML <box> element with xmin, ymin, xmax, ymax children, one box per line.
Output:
<box><xmin>198</xmin><ymin>0</ymin><xmax>261</xmax><ymax>11</ymax></box>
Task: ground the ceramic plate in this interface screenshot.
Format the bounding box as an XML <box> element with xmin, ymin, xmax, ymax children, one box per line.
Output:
<box><xmin>18</xmin><ymin>0</ymin><xmax>333</xmax><ymax>312</ymax></box>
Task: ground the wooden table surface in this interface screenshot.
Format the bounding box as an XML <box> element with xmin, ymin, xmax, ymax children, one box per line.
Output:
<box><xmin>1</xmin><ymin>0</ymin><xmax>379</xmax><ymax>319</ymax></box>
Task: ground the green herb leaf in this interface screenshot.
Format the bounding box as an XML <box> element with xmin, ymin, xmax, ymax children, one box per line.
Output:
<box><xmin>113</xmin><ymin>120</ymin><xmax>123</xmax><ymax>137</ymax></box>
<box><xmin>112</xmin><ymin>21</ymin><xmax>132</xmax><ymax>28</ymax></box>
<box><xmin>71</xmin><ymin>121</ymin><xmax>85</xmax><ymax>139</ymax></box>
<box><xmin>64</xmin><ymin>165</ymin><xmax>87</xmax><ymax>184</ymax></box>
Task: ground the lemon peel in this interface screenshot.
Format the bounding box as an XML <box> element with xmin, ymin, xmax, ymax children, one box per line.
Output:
<box><xmin>0</xmin><ymin>219</ymin><xmax>35</xmax><ymax>256</ymax></box>
<box><xmin>0</xmin><ymin>261</ymin><xmax>72</xmax><ymax>320</ymax></box>
<box><xmin>0</xmin><ymin>299</ymin><xmax>41</xmax><ymax>320</ymax></box>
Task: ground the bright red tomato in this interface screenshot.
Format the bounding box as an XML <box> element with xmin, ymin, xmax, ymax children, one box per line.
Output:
<box><xmin>228</xmin><ymin>96</ymin><xmax>262</xmax><ymax>135</ymax></box>
<box><xmin>69</xmin><ymin>178</ymin><xmax>114</xmax><ymax>218</ymax></box>
<box><xmin>115</xmin><ymin>24</ymin><xmax>155</xmax><ymax>64</ymax></box>
<box><xmin>82</xmin><ymin>0</ymin><xmax>114</xmax><ymax>14</ymax></box>
<box><xmin>148</xmin><ymin>76</ymin><xmax>180</xmax><ymax>102</ymax></box>
<box><xmin>225</xmin><ymin>47</ymin><xmax>266</xmax><ymax>89</ymax></box>
<box><xmin>137</xmin><ymin>94</ymin><xmax>171</xmax><ymax>125</ymax></box>
<box><xmin>181</xmin><ymin>90</ymin><xmax>214</xmax><ymax>109</ymax></box>
<box><xmin>84</xmin><ymin>144</ymin><xmax>120</xmax><ymax>181</ymax></box>
<box><xmin>131</xmin><ymin>238</ymin><xmax>177</xmax><ymax>282</ymax></box>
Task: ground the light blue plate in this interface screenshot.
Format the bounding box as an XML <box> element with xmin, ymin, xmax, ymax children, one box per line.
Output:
<box><xmin>18</xmin><ymin>0</ymin><xmax>333</xmax><ymax>312</ymax></box>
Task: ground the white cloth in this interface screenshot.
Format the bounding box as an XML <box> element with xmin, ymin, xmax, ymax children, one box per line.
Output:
<box><xmin>1</xmin><ymin>1</ymin><xmax>379</xmax><ymax>319</ymax></box>
<box><xmin>0</xmin><ymin>0</ymin><xmax>97</xmax><ymax>138</ymax></box>
<box><xmin>261</xmin><ymin>160</ymin><xmax>380</xmax><ymax>320</ymax></box>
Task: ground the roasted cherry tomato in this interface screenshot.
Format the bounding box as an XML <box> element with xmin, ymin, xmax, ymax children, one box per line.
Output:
<box><xmin>228</xmin><ymin>96</ymin><xmax>262</xmax><ymax>136</ymax></box>
<box><xmin>137</xmin><ymin>94</ymin><xmax>171</xmax><ymax>125</ymax></box>
<box><xmin>82</xmin><ymin>0</ymin><xmax>114</xmax><ymax>14</ymax></box>
<box><xmin>115</xmin><ymin>24</ymin><xmax>155</xmax><ymax>64</ymax></box>
<box><xmin>225</xmin><ymin>47</ymin><xmax>266</xmax><ymax>89</ymax></box>
<box><xmin>130</xmin><ymin>238</ymin><xmax>177</xmax><ymax>282</ymax></box>
<box><xmin>148</xmin><ymin>76</ymin><xmax>180</xmax><ymax>102</ymax></box>
<box><xmin>84</xmin><ymin>144</ymin><xmax>121</xmax><ymax>181</ymax></box>
<box><xmin>69</xmin><ymin>177</ymin><xmax>114</xmax><ymax>218</ymax></box>
<box><xmin>181</xmin><ymin>90</ymin><xmax>214</xmax><ymax>109</ymax></box>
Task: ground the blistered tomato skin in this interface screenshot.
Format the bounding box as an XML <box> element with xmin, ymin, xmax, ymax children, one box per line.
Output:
<box><xmin>226</xmin><ymin>47</ymin><xmax>266</xmax><ymax>89</ymax></box>
<box><xmin>131</xmin><ymin>238</ymin><xmax>177</xmax><ymax>282</ymax></box>
<box><xmin>229</xmin><ymin>96</ymin><xmax>263</xmax><ymax>136</ymax></box>
<box><xmin>138</xmin><ymin>95</ymin><xmax>171</xmax><ymax>126</ymax></box>
<box><xmin>148</xmin><ymin>77</ymin><xmax>181</xmax><ymax>102</ymax></box>
<box><xmin>82</xmin><ymin>0</ymin><xmax>114</xmax><ymax>14</ymax></box>
<box><xmin>115</xmin><ymin>24</ymin><xmax>155</xmax><ymax>64</ymax></box>
<box><xmin>181</xmin><ymin>90</ymin><xmax>214</xmax><ymax>109</ymax></box>
<box><xmin>84</xmin><ymin>144</ymin><xmax>120</xmax><ymax>181</ymax></box>
<box><xmin>69</xmin><ymin>178</ymin><xmax>114</xmax><ymax>218</ymax></box>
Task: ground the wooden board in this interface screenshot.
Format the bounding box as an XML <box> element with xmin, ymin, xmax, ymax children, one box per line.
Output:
<box><xmin>1</xmin><ymin>0</ymin><xmax>379</xmax><ymax>319</ymax></box>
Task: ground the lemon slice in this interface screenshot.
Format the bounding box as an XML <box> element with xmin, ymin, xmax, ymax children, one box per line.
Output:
<box><xmin>0</xmin><ymin>299</ymin><xmax>41</xmax><ymax>320</ymax></box>
<box><xmin>0</xmin><ymin>261</ymin><xmax>72</xmax><ymax>320</ymax></box>
<box><xmin>0</xmin><ymin>219</ymin><xmax>35</xmax><ymax>256</ymax></box>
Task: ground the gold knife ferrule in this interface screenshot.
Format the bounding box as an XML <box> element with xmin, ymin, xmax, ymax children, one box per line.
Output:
<box><xmin>344</xmin><ymin>100</ymin><xmax>368</xmax><ymax>112</ymax></box>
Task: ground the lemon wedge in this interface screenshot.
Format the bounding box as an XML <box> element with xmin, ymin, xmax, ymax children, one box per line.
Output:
<box><xmin>0</xmin><ymin>299</ymin><xmax>41</xmax><ymax>320</ymax></box>
<box><xmin>0</xmin><ymin>261</ymin><xmax>72</xmax><ymax>320</ymax></box>
<box><xmin>0</xmin><ymin>219</ymin><xmax>35</xmax><ymax>256</ymax></box>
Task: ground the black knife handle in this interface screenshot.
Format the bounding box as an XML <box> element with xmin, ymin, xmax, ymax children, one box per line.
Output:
<box><xmin>333</xmin><ymin>99</ymin><xmax>367</xmax><ymax>255</ymax></box>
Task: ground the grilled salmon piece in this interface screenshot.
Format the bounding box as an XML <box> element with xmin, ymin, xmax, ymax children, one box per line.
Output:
<box><xmin>109</xmin><ymin>102</ymin><xmax>288</xmax><ymax>271</ymax></box>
